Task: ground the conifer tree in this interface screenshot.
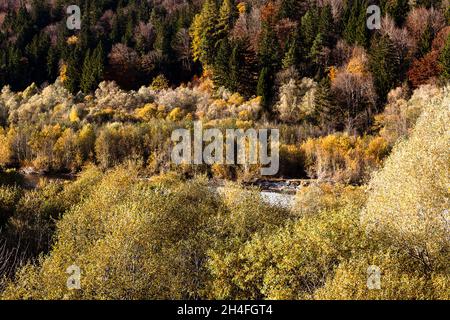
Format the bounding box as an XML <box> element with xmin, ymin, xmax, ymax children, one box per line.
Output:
<box><xmin>343</xmin><ymin>0</ymin><xmax>369</xmax><ymax>47</ymax></box>
<box><xmin>417</xmin><ymin>23</ymin><xmax>434</xmax><ymax>58</ymax></box>
<box><xmin>47</xmin><ymin>46</ymin><xmax>59</xmax><ymax>82</ymax></box>
<box><xmin>301</xmin><ymin>8</ymin><xmax>318</xmax><ymax>49</ymax></box>
<box><xmin>81</xmin><ymin>50</ymin><xmax>94</xmax><ymax>94</ymax></box>
<box><xmin>259</xmin><ymin>24</ymin><xmax>281</xmax><ymax>71</ymax></box>
<box><xmin>439</xmin><ymin>34</ymin><xmax>450</xmax><ymax>80</ymax></box>
<box><xmin>369</xmin><ymin>35</ymin><xmax>399</xmax><ymax>103</ymax></box>
<box><xmin>382</xmin><ymin>0</ymin><xmax>410</xmax><ymax>26</ymax></box>
<box><xmin>213</xmin><ymin>38</ymin><xmax>232</xmax><ymax>88</ymax></box>
<box><xmin>315</xmin><ymin>76</ymin><xmax>337</xmax><ymax>132</ymax></box>
<box><xmin>310</xmin><ymin>33</ymin><xmax>327</xmax><ymax>78</ymax></box>
<box><xmin>81</xmin><ymin>44</ymin><xmax>105</xmax><ymax>94</ymax></box>
<box><xmin>318</xmin><ymin>4</ymin><xmax>333</xmax><ymax>47</ymax></box>
<box><xmin>282</xmin><ymin>37</ymin><xmax>298</xmax><ymax>70</ymax></box>
<box><xmin>64</xmin><ymin>50</ymin><xmax>82</xmax><ymax>95</ymax></box>
<box><xmin>215</xmin><ymin>0</ymin><xmax>238</xmax><ymax>44</ymax></box>
<box><xmin>189</xmin><ymin>0</ymin><xmax>219</xmax><ymax>66</ymax></box>
<box><xmin>257</xmin><ymin>67</ymin><xmax>272</xmax><ymax>111</ymax></box>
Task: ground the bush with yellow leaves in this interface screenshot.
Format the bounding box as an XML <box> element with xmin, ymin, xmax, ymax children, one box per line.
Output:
<box><xmin>362</xmin><ymin>84</ymin><xmax>450</xmax><ymax>277</ymax></box>
<box><xmin>301</xmin><ymin>133</ymin><xmax>389</xmax><ymax>184</ymax></box>
<box><xmin>0</xmin><ymin>166</ymin><xmax>290</xmax><ymax>299</ymax></box>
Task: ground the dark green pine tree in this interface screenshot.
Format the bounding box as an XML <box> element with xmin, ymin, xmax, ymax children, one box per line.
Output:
<box><xmin>110</xmin><ymin>15</ymin><xmax>122</xmax><ymax>44</ymax></box>
<box><xmin>369</xmin><ymin>35</ymin><xmax>399</xmax><ymax>103</ymax></box>
<box><xmin>257</xmin><ymin>67</ymin><xmax>272</xmax><ymax>111</ymax></box>
<box><xmin>314</xmin><ymin>76</ymin><xmax>337</xmax><ymax>132</ymax></box>
<box><xmin>318</xmin><ymin>4</ymin><xmax>334</xmax><ymax>47</ymax></box>
<box><xmin>232</xmin><ymin>40</ymin><xmax>258</xmax><ymax>97</ymax></box>
<box><xmin>26</xmin><ymin>33</ymin><xmax>51</xmax><ymax>85</ymax></box>
<box><xmin>81</xmin><ymin>50</ymin><xmax>94</xmax><ymax>94</ymax></box>
<box><xmin>47</xmin><ymin>46</ymin><xmax>59</xmax><ymax>81</ymax></box>
<box><xmin>92</xmin><ymin>43</ymin><xmax>105</xmax><ymax>85</ymax></box>
<box><xmin>282</xmin><ymin>36</ymin><xmax>299</xmax><ymax>70</ymax></box>
<box><xmin>257</xmin><ymin>23</ymin><xmax>280</xmax><ymax>109</ymax></box>
<box><xmin>417</xmin><ymin>23</ymin><xmax>434</xmax><ymax>58</ymax></box>
<box><xmin>80</xmin><ymin>44</ymin><xmax>105</xmax><ymax>94</ymax></box>
<box><xmin>122</xmin><ymin>17</ymin><xmax>135</xmax><ymax>46</ymax></box>
<box><xmin>343</xmin><ymin>0</ymin><xmax>370</xmax><ymax>47</ymax></box>
<box><xmin>382</xmin><ymin>0</ymin><xmax>410</xmax><ymax>26</ymax></box>
<box><xmin>439</xmin><ymin>34</ymin><xmax>450</xmax><ymax>80</ymax></box>
<box><xmin>279</xmin><ymin>0</ymin><xmax>306</xmax><ymax>20</ymax></box>
<box><xmin>259</xmin><ymin>24</ymin><xmax>281</xmax><ymax>71</ymax></box>
<box><xmin>300</xmin><ymin>8</ymin><xmax>318</xmax><ymax>49</ymax></box>
<box><xmin>213</xmin><ymin>38</ymin><xmax>232</xmax><ymax>89</ymax></box>
<box><xmin>0</xmin><ymin>47</ymin><xmax>6</xmax><ymax>89</ymax></box>
<box><xmin>30</xmin><ymin>0</ymin><xmax>51</xmax><ymax>29</ymax></box>
<box><xmin>64</xmin><ymin>50</ymin><xmax>82</xmax><ymax>95</ymax></box>
<box><xmin>309</xmin><ymin>33</ymin><xmax>327</xmax><ymax>79</ymax></box>
<box><xmin>6</xmin><ymin>47</ymin><xmax>29</xmax><ymax>90</ymax></box>
<box><xmin>355</xmin><ymin>0</ymin><xmax>370</xmax><ymax>48</ymax></box>
<box><xmin>12</xmin><ymin>6</ymin><xmax>34</xmax><ymax>50</ymax></box>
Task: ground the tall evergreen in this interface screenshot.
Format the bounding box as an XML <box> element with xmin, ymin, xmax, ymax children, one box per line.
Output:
<box><xmin>310</xmin><ymin>33</ymin><xmax>326</xmax><ymax>79</ymax></box>
<box><xmin>369</xmin><ymin>35</ymin><xmax>399</xmax><ymax>104</ymax></box>
<box><xmin>300</xmin><ymin>8</ymin><xmax>318</xmax><ymax>49</ymax></box>
<box><xmin>343</xmin><ymin>0</ymin><xmax>370</xmax><ymax>47</ymax></box>
<box><xmin>315</xmin><ymin>76</ymin><xmax>337</xmax><ymax>132</ymax></box>
<box><xmin>259</xmin><ymin>24</ymin><xmax>281</xmax><ymax>71</ymax></box>
<box><xmin>47</xmin><ymin>46</ymin><xmax>59</xmax><ymax>81</ymax></box>
<box><xmin>417</xmin><ymin>23</ymin><xmax>434</xmax><ymax>58</ymax></box>
<box><xmin>318</xmin><ymin>4</ymin><xmax>334</xmax><ymax>47</ymax></box>
<box><xmin>257</xmin><ymin>67</ymin><xmax>272</xmax><ymax>111</ymax></box>
<box><xmin>439</xmin><ymin>34</ymin><xmax>450</xmax><ymax>80</ymax></box>
<box><xmin>282</xmin><ymin>37</ymin><xmax>299</xmax><ymax>70</ymax></box>
<box><xmin>213</xmin><ymin>38</ymin><xmax>232</xmax><ymax>89</ymax></box>
<box><xmin>381</xmin><ymin>0</ymin><xmax>410</xmax><ymax>26</ymax></box>
<box><xmin>64</xmin><ymin>49</ymin><xmax>82</xmax><ymax>95</ymax></box>
<box><xmin>80</xmin><ymin>44</ymin><xmax>105</xmax><ymax>94</ymax></box>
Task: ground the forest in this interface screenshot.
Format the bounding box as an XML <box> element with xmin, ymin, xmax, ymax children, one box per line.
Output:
<box><xmin>0</xmin><ymin>0</ymin><xmax>449</xmax><ymax>300</ymax></box>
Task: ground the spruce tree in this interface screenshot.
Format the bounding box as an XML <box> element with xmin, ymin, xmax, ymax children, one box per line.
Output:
<box><xmin>439</xmin><ymin>34</ymin><xmax>450</xmax><ymax>80</ymax></box>
<box><xmin>92</xmin><ymin>43</ymin><xmax>105</xmax><ymax>85</ymax></box>
<box><xmin>315</xmin><ymin>76</ymin><xmax>337</xmax><ymax>132</ymax></box>
<box><xmin>310</xmin><ymin>33</ymin><xmax>326</xmax><ymax>78</ymax></box>
<box><xmin>257</xmin><ymin>67</ymin><xmax>272</xmax><ymax>111</ymax></box>
<box><xmin>382</xmin><ymin>0</ymin><xmax>410</xmax><ymax>26</ymax></box>
<box><xmin>47</xmin><ymin>46</ymin><xmax>59</xmax><ymax>81</ymax></box>
<box><xmin>417</xmin><ymin>23</ymin><xmax>434</xmax><ymax>58</ymax></box>
<box><xmin>81</xmin><ymin>50</ymin><xmax>94</xmax><ymax>94</ymax></box>
<box><xmin>234</xmin><ymin>40</ymin><xmax>258</xmax><ymax>97</ymax></box>
<box><xmin>282</xmin><ymin>37</ymin><xmax>298</xmax><ymax>70</ymax></box>
<box><xmin>259</xmin><ymin>24</ymin><xmax>281</xmax><ymax>71</ymax></box>
<box><xmin>80</xmin><ymin>44</ymin><xmax>105</xmax><ymax>94</ymax></box>
<box><xmin>301</xmin><ymin>8</ymin><xmax>318</xmax><ymax>49</ymax></box>
<box><xmin>343</xmin><ymin>0</ymin><xmax>369</xmax><ymax>47</ymax></box>
<box><xmin>213</xmin><ymin>38</ymin><xmax>232</xmax><ymax>88</ymax></box>
<box><xmin>64</xmin><ymin>50</ymin><xmax>82</xmax><ymax>95</ymax></box>
<box><xmin>318</xmin><ymin>4</ymin><xmax>333</xmax><ymax>47</ymax></box>
<box><xmin>369</xmin><ymin>35</ymin><xmax>399</xmax><ymax>103</ymax></box>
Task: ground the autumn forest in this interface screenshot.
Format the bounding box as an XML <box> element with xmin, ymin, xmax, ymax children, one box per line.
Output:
<box><xmin>0</xmin><ymin>0</ymin><xmax>449</xmax><ymax>300</ymax></box>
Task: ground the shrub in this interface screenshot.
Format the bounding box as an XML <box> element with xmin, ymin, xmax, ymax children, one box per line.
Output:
<box><xmin>207</xmin><ymin>203</ymin><xmax>368</xmax><ymax>299</ymax></box>
<box><xmin>362</xmin><ymin>84</ymin><xmax>450</xmax><ymax>275</ymax></box>
<box><xmin>301</xmin><ymin>134</ymin><xmax>388</xmax><ymax>184</ymax></box>
<box><xmin>0</xmin><ymin>186</ymin><xmax>22</xmax><ymax>227</ymax></box>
